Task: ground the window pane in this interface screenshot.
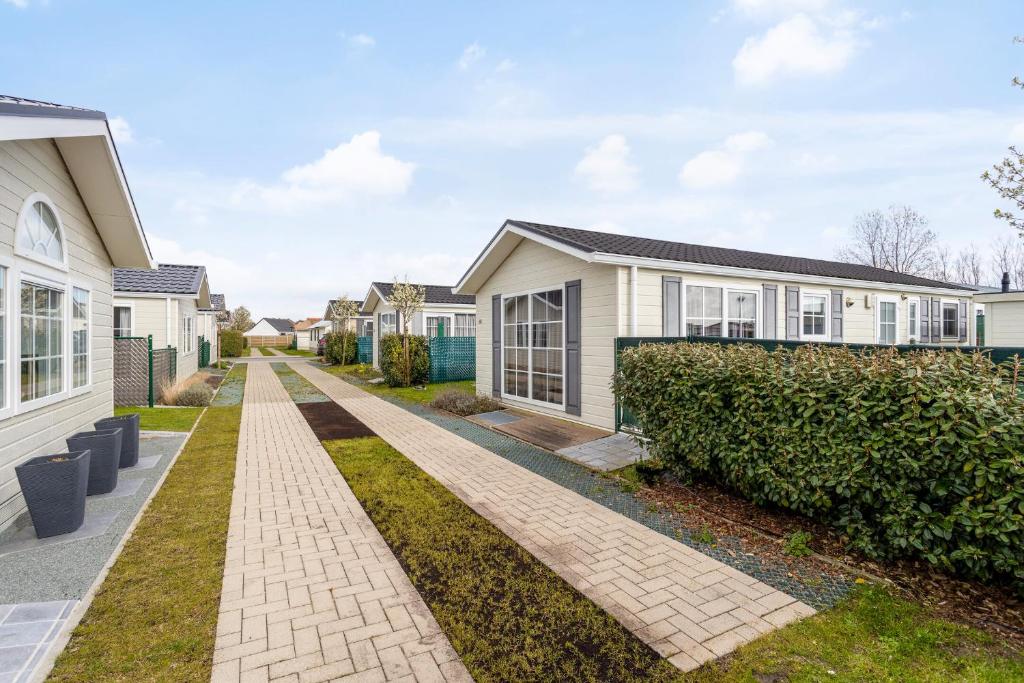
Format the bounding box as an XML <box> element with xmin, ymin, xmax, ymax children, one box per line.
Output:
<box><xmin>705</xmin><ymin>288</ymin><xmax>722</xmax><ymax>317</ymax></box>
<box><xmin>686</xmin><ymin>288</ymin><xmax>702</xmax><ymax>318</ymax></box>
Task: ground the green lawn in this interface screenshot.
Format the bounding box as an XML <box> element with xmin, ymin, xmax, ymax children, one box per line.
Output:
<box><xmin>324</xmin><ymin>436</ymin><xmax>681</xmax><ymax>682</ymax></box>
<box><xmin>689</xmin><ymin>583</ymin><xmax>1022</xmax><ymax>682</ymax></box>
<box><xmin>258</xmin><ymin>346</ymin><xmax>275</xmax><ymax>356</ymax></box>
<box><xmin>321</xmin><ymin>364</ymin><xmax>474</xmax><ymax>405</ymax></box>
<box><xmin>114</xmin><ymin>405</ymin><xmax>203</xmax><ymax>432</ymax></box>
<box><xmin>321</xmin><ymin>363</ymin><xmax>381</xmax><ymax>380</ymax></box>
<box><xmin>280</xmin><ymin>347</ymin><xmax>315</xmax><ymax>356</ymax></box>
<box><xmin>51</xmin><ymin>364</ymin><xmax>247</xmax><ymax>681</ymax></box>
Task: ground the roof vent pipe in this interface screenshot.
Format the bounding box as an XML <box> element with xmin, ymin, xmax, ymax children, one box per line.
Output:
<box><xmin>1002</xmin><ymin>271</ymin><xmax>1011</xmax><ymax>293</ymax></box>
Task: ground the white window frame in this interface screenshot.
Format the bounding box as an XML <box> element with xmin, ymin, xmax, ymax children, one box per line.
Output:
<box><xmin>380</xmin><ymin>312</ymin><xmax>397</xmax><ymax>335</ymax></box>
<box><xmin>453</xmin><ymin>312</ymin><xmax>476</xmax><ymax>337</ymax></box>
<box><xmin>799</xmin><ymin>289</ymin><xmax>830</xmax><ymax>342</ymax></box>
<box><xmin>500</xmin><ymin>283</ymin><xmax>567</xmax><ymax>411</ymax></box>
<box><xmin>14</xmin><ymin>193</ymin><xmax>69</xmax><ymax>273</ymax></box>
<box><xmin>941</xmin><ymin>300</ymin><xmax>959</xmax><ymax>340</ymax></box>
<box><xmin>424</xmin><ymin>312</ymin><xmax>454</xmax><ymax>338</ymax></box>
<box><xmin>0</xmin><ymin>259</ymin><xmax>10</xmax><ymax>420</ymax></box>
<box><xmin>182</xmin><ymin>314</ymin><xmax>195</xmax><ymax>354</ymax></box>
<box><xmin>16</xmin><ymin>271</ymin><xmax>68</xmax><ymax>414</ymax></box>
<box><xmin>70</xmin><ymin>285</ymin><xmax>92</xmax><ymax>395</ymax></box>
<box><xmin>684</xmin><ymin>284</ymin><xmax>724</xmax><ymax>337</ymax></box>
<box><xmin>876</xmin><ymin>295</ymin><xmax>900</xmax><ymax>345</ymax></box>
<box><xmin>724</xmin><ymin>288</ymin><xmax>760</xmax><ymax>339</ymax></box>
<box><xmin>907</xmin><ymin>299</ymin><xmax>919</xmax><ymax>342</ymax></box>
<box><xmin>113</xmin><ymin>301</ymin><xmax>135</xmax><ymax>338</ymax></box>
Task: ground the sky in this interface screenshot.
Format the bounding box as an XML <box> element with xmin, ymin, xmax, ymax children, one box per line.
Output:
<box><xmin>4</xmin><ymin>0</ymin><xmax>1024</xmax><ymax>319</ymax></box>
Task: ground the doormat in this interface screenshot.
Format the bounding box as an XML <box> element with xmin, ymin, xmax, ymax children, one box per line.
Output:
<box><xmin>297</xmin><ymin>401</ymin><xmax>376</xmax><ymax>440</ymax></box>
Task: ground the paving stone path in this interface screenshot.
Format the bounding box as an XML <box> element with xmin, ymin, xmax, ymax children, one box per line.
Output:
<box><xmin>211</xmin><ymin>362</ymin><xmax>470</xmax><ymax>683</ymax></box>
<box><xmin>292</xmin><ymin>363</ymin><xmax>815</xmax><ymax>672</ymax></box>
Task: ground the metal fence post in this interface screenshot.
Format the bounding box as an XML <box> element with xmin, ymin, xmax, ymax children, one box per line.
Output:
<box><xmin>147</xmin><ymin>335</ymin><xmax>154</xmax><ymax>408</ymax></box>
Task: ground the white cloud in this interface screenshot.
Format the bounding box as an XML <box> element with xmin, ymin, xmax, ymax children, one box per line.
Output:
<box><xmin>732</xmin><ymin>0</ymin><xmax>831</xmax><ymax>20</ymax></box>
<box><xmin>574</xmin><ymin>134</ymin><xmax>639</xmax><ymax>193</ymax></box>
<box><xmin>1010</xmin><ymin>122</ymin><xmax>1024</xmax><ymax>145</ymax></box>
<box><xmin>458</xmin><ymin>42</ymin><xmax>485</xmax><ymax>70</ymax></box>
<box><xmin>2</xmin><ymin>0</ymin><xmax>29</xmax><ymax>7</ymax></box>
<box><xmin>733</xmin><ymin>13</ymin><xmax>858</xmax><ymax>87</ymax></box>
<box><xmin>239</xmin><ymin>131</ymin><xmax>415</xmax><ymax>209</ymax></box>
<box><xmin>348</xmin><ymin>33</ymin><xmax>375</xmax><ymax>48</ymax></box>
<box><xmin>495</xmin><ymin>59</ymin><xmax>516</xmax><ymax>73</ymax></box>
<box><xmin>108</xmin><ymin>116</ymin><xmax>134</xmax><ymax>144</ymax></box>
<box><xmin>680</xmin><ymin>130</ymin><xmax>773</xmax><ymax>189</ymax></box>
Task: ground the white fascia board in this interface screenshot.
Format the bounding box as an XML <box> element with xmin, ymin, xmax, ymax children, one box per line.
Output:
<box><xmin>115</xmin><ymin>291</ymin><xmax>199</xmax><ymax>301</ymax></box>
<box><xmin>0</xmin><ymin>115</ymin><xmax>107</xmax><ymax>142</ymax></box>
<box><xmin>591</xmin><ymin>253</ymin><xmax>975</xmax><ymax>297</ymax></box>
<box><xmin>975</xmin><ymin>292</ymin><xmax>1024</xmax><ymax>303</ymax></box>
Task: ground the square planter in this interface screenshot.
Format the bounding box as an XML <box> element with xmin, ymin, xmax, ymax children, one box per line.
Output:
<box><xmin>15</xmin><ymin>450</ymin><xmax>91</xmax><ymax>538</ymax></box>
<box><xmin>67</xmin><ymin>428</ymin><xmax>122</xmax><ymax>495</ymax></box>
<box><xmin>95</xmin><ymin>413</ymin><xmax>140</xmax><ymax>468</ymax></box>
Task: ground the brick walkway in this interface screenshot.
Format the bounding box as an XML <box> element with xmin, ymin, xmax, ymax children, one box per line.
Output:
<box><xmin>211</xmin><ymin>363</ymin><xmax>470</xmax><ymax>682</ymax></box>
<box><xmin>292</xmin><ymin>363</ymin><xmax>815</xmax><ymax>672</ymax></box>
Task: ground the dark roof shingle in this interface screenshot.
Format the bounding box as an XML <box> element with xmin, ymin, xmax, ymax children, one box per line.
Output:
<box><xmin>372</xmin><ymin>283</ymin><xmax>473</xmax><ymax>305</ymax></box>
<box><xmin>113</xmin><ymin>264</ymin><xmax>206</xmax><ymax>295</ymax></box>
<box><xmin>261</xmin><ymin>318</ymin><xmax>294</xmax><ymax>333</ymax></box>
<box><xmin>508</xmin><ymin>220</ymin><xmax>970</xmax><ymax>291</ymax></box>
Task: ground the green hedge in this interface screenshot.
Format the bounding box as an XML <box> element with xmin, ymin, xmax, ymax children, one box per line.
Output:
<box><xmin>220</xmin><ymin>330</ymin><xmax>243</xmax><ymax>357</ymax></box>
<box><xmin>614</xmin><ymin>342</ymin><xmax>1024</xmax><ymax>591</ymax></box>
<box><xmin>324</xmin><ymin>331</ymin><xmax>357</xmax><ymax>365</ymax></box>
<box><xmin>380</xmin><ymin>333</ymin><xmax>429</xmax><ymax>387</ymax></box>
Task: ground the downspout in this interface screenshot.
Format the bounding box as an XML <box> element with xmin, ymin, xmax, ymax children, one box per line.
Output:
<box><xmin>630</xmin><ymin>265</ymin><xmax>639</xmax><ymax>336</ymax></box>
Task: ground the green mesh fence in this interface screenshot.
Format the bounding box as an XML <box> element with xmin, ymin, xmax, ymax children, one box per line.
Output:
<box><xmin>357</xmin><ymin>336</ymin><xmax>372</xmax><ymax>364</ymax></box>
<box><xmin>428</xmin><ymin>336</ymin><xmax>476</xmax><ymax>383</ymax></box>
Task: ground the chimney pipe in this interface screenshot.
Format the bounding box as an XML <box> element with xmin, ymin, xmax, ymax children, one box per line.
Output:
<box><xmin>1002</xmin><ymin>271</ymin><xmax>1011</xmax><ymax>293</ymax></box>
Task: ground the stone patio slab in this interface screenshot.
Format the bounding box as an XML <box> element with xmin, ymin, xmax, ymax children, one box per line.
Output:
<box><xmin>0</xmin><ymin>511</ymin><xmax>119</xmax><ymax>559</ymax></box>
<box><xmin>471</xmin><ymin>410</ymin><xmax>521</xmax><ymax>426</ymax></box>
<box><xmin>557</xmin><ymin>432</ymin><xmax>650</xmax><ymax>471</ymax></box>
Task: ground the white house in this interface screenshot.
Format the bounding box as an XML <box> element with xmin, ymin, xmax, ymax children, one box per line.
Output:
<box><xmin>112</xmin><ymin>264</ymin><xmax>213</xmax><ymax>381</ymax></box>
<box><xmin>0</xmin><ymin>96</ymin><xmax>154</xmax><ymax>530</ymax></box>
<box><xmin>244</xmin><ymin>318</ymin><xmax>294</xmax><ymax>345</ymax></box>
<box><xmin>293</xmin><ymin>317</ymin><xmax>322</xmax><ymax>350</ymax></box>
<box><xmin>975</xmin><ymin>274</ymin><xmax>1024</xmax><ymax>346</ymax></box>
<box><xmin>324</xmin><ymin>299</ymin><xmax>373</xmax><ymax>336</ymax></box>
<box><xmin>197</xmin><ymin>292</ymin><xmax>224</xmax><ymax>364</ymax></box>
<box><xmin>454</xmin><ymin>220</ymin><xmax>976</xmax><ymax>431</ymax></box>
<box><xmin>361</xmin><ymin>283</ymin><xmax>476</xmax><ymax>369</ymax></box>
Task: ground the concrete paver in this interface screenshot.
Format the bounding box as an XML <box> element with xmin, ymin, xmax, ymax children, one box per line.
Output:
<box><xmin>556</xmin><ymin>432</ymin><xmax>649</xmax><ymax>471</ymax></box>
<box><xmin>292</xmin><ymin>362</ymin><xmax>815</xmax><ymax>673</ymax></box>
<box><xmin>211</xmin><ymin>363</ymin><xmax>469</xmax><ymax>682</ymax></box>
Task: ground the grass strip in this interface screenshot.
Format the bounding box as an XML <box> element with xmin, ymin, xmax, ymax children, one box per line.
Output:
<box><xmin>323</xmin><ymin>436</ymin><xmax>681</xmax><ymax>683</ymax></box>
<box><xmin>280</xmin><ymin>347</ymin><xmax>316</xmax><ymax>356</ymax></box>
<box><xmin>322</xmin><ymin>364</ymin><xmax>473</xmax><ymax>406</ymax></box>
<box><xmin>258</xmin><ymin>347</ymin><xmax>275</xmax><ymax>356</ymax></box>
<box><xmin>690</xmin><ymin>583</ymin><xmax>1023</xmax><ymax>682</ymax></box>
<box><xmin>271</xmin><ymin>362</ymin><xmax>330</xmax><ymax>403</ymax></box>
<box><xmin>113</xmin><ymin>405</ymin><xmax>203</xmax><ymax>432</ymax></box>
<box><xmin>211</xmin><ymin>364</ymin><xmax>248</xmax><ymax>406</ymax></box>
<box><xmin>49</xmin><ymin>365</ymin><xmax>247</xmax><ymax>682</ymax></box>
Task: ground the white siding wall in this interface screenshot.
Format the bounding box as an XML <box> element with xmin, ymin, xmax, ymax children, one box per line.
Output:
<box><xmin>985</xmin><ymin>301</ymin><xmax>1024</xmax><ymax>346</ymax></box>
<box><xmin>114</xmin><ymin>297</ymin><xmax>167</xmax><ymax>346</ymax></box>
<box><xmin>115</xmin><ymin>295</ymin><xmax>204</xmax><ymax>380</ymax></box>
<box><xmin>0</xmin><ymin>139</ymin><xmax>116</xmax><ymax>530</ymax></box>
<box><xmin>244</xmin><ymin>319</ymin><xmax>283</xmax><ymax>337</ymax></box>
<box><xmin>475</xmin><ymin>239</ymin><xmax>619</xmax><ymax>430</ymax></box>
<box><xmin>369</xmin><ymin>301</ymin><xmax>472</xmax><ymax>369</ymax></box>
<box><xmin>177</xmin><ymin>297</ymin><xmax>198</xmax><ymax>380</ymax></box>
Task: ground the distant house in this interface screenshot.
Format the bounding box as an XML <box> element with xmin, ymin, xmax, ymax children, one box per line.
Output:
<box><xmin>0</xmin><ymin>96</ymin><xmax>153</xmax><ymax>530</ymax></box>
<box><xmin>323</xmin><ymin>299</ymin><xmax>373</xmax><ymax>336</ymax></box>
<box><xmin>208</xmin><ymin>293</ymin><xmax>230</xmax><ymax>328</ymax></box>
<box><xmin>113</xmin><ymin>263</ymin><xmax>213</xmax><ymax>379</ymax></box>
<box><xmin>293</xmin><ymin>317</ymin><xmax>322</xmax><ymax>350</ymax></box>
<box><xmin>974</xmin><ymin>273</ymin><xmax>1024</xmax><ymax>346</ymax></box>
<box><xmin>454</xmin><ymin>220</ymin><xmax>975</xmax><ymax>431</ymax></box>
<box><xmin>244</xmin><ymin>318</ymin><xmax>294</xmax><ymax>346</ymax></box>
<box><xmin>361</xmin><ymin>283</ymin><xmax>476</xmax><ymax>369</ymax></box>
<box><xmin>197</xmin><ymin>293</ymin><xmax>226</xmax><ymax>363</ymax></box>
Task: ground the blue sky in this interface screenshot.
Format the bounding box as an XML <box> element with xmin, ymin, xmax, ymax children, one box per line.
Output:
<box><xmin>4</xmin><ymin>0</ymin><xmax>1024</xmax><ymax>318</ymax></box>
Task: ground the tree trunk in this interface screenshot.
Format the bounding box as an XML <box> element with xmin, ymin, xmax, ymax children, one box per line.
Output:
<box><xmin>403</xmin><ymin>334</ymin><xmax>411</xmax><ymax>387</ymax></box>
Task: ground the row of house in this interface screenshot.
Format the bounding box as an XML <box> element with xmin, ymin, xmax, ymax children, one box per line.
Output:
<box><xmin>324</xmin><ymin>220</ymin><xmax>1024</xmax><ymax>433</ymax></box>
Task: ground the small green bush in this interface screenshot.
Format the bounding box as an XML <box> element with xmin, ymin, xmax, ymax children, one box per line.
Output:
<box><xmin>324</xmin><ymin>331</ymin><xmax>357</xmax><ymax>365</ymax></box>
<box><xmin>220</xmin><ymin>330</ymin><xmax>243</xmax><ymax>357</ymax></box>
<box><xmin>380</xmin><ymin>333</ymin><xmax>428</xmax><ymax>387</ymax></box>
<box><xmin>614</xmin><ymin>342</ymin><xmax>1024</xmax><ymax>591</ymax></box>
<box><xmin>174</xmin><ymin>382</ymin><xmax>213</xmax><ymax>407</ymax></box>
<box><xmin>429</xmin><ymin>389</ymin><xmax>501</xmax><ymax>416</ymax></box>
<box><xmin>784</xmin><ymin>530</ymin><xmax>815</xmax><ymax>558</ymax></box>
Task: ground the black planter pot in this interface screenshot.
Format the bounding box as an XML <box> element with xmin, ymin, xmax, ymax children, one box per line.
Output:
<box><xmin>15</xmin><ymin>450</ymin><xmax>91</xmax><ymax>538</ymax></box>
<box><xmin>95</xmin><ymin>413</ymin><xmax>140</xmax><ymax>468</ymax></box>
<box><xmin>67</xmin><ymin>429</ymin><xmax>122</xmax><ymax>495</ymax></box>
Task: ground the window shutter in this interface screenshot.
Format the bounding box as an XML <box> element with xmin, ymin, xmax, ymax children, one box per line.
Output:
<box><xmin>763</xmin><ymin>285</ymin><xmax>777</xmax><ymax>340</ymax></box>
<box><xmin>958</xmin><ymin>300</ymin><xmax>968</xmax><ymax>342</ymax></box>
<box><xmin>565</xmin><ymin>280</ymin><xmax>582</xmax><ymax>416</ymax></box>
<box><xmin>931</xmin><ymin>298</ymin><xmax>941</xmax><ymax>341</ymax></box>
<box><xmin>785</xmin><ymin>286</ymin><xmax>800</xmax><ymax>340</ymax></box>
<box><xmin>662</xmin><ymin>277</ymin><xmax>681</xmax><ymax>336</ymax></box>
<box><xmin>919</xmin><ymin>297</ymin><xmax>930</xmax><ymax>343</ymax></box>
<box><xmin>491</xmin><ymin>295</ymin><xmax>501</xmax><ymax>398</ymax></box>
<box><xmin>830</xmin><ymin>290</ymin><xmax>843</xmax><ymax>342</ymax></box>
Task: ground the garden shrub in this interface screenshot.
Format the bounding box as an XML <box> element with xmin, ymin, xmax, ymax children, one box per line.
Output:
<box><xmin>220</xmin><ymin>330</ymin><xmax>243</xmax><ymax>357</ymax></box>
<box><xmin>429</xmin><ymin>389</ymin><xmax>500</xmax><ymax>416</ymax></box>
<box><xmin>175</xmin><ymin>382</ymin><xmax>214</xmax><ymax>407</ymax></box>
<box><xmin>614</xmin><ymin>342</ymin><xmax>1024</xmax><ymax>591</ymax></box>
<box><xmin>380</xmin><ymin>333</ymin><xmax>429</xmax><ymax>387</ymax></box>
<box><xmin>324</xmin><ymin>331</ymin><xmax>357</xmax><ymax>365</ymax></box>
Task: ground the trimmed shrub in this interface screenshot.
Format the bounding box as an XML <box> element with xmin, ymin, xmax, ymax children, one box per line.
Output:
<box><xmin>429</xmin><ymin>389</ymin><xmax>501</xmax><ymax>416</ymax></box>
<box><xmin>324</xmin><ymin>331</ymin><xmax>357</xmax><ymax>365</ymax></box>
<box><xmin>220</xmin><ymin>330</ymin><xmax>243</xmax><ymax>358</ymax></box>
<box><xmin>380</xmin><ymin>333</ymin><xmax>429</xmax><ymax>387</ymax></box>
<box><xmin>614</xmin><ymin>342</ymin><xmax>1024</xmax><ymax>591</ymax></box>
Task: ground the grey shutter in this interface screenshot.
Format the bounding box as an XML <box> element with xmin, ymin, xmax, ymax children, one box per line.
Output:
<box><xmin>491</xmin><ymin>295</ymin><xmax>501</xmax><ymax>397</ymax></box>
<box><xmin>763</xmin><ymin>285</ymin><xmax>777</xmax><ymax>340</ymax></box>
<box><xmin>931</xmin><ymin>298</ymin><xmax>942</xmax><ymax>341</ymax></box>
<box><xmin>830</xmin><ymin>290</ymin><xmax>843</xmax><ymax>342</ymax></box>
<box><xmin>565</xmin><ymin>280</ymin><xmax>582</xmax><ymax>417</ymax></box>
<box><xmin>785</xmin><ymin>286</ymin><xmax>800</xmax><ymax>340</ymax></box>
<box><xmin>958</xmin><ymin>300</ymin><xmax>968</xmax><ymax>342</ymax></box>
<box><xmin>662</xmin><ymin>277</ymin><xmax>681</xmax><ymax>337</ymax></box>
<box><xmin>919</xmin><ymin>297</ymin><xmax>930</xmax><ymax>343</ymax></box>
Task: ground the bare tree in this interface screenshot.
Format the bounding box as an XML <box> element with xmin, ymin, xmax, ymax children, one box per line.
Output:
<box><xmin>953</xmin><ymin>244</ymin><xmax>985</xmax><ymax>286</ymax></box>
<box><xmin>389</xmin><ymin>279</ymin><xmax>426</xmax><ymax>387</ymax></box>
<box><xmin>991</xmin><ymin>235</ymin><xmax>1024</xmax><ymax>288</ymax></box>
<box><xmin>982</xmin><ymin>37</ymin><xmax>1024</xmax><ymax>234</ymax></box>
<box><xmin>835</xmin><ymin>205</ymin><xmax>937</xmax><ymax>276</ymax></box>
<box><xmin>931</xmin><ymin>245</ymin><xmax>955</xmax><ymax>283</ymax></box>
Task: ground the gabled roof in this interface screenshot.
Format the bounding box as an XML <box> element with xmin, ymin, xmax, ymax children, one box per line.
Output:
<box><xmin>208</xmin><ymin>293</ymin><xmax>226</xmax><ymax>311</ymax></box>
<box><xmin>324</xmin><ymin>299</ymin><xmax>369</xmax><ymax>319</ymax></box>
<box><xmin>293</xmin><ymin>317</ymin><xmax>322</xmax><ymax>331</ymax></box>
<box><xmin>259</xmin><ymin>318</ymin><xmax>294</xmax><ymax>333</ymax></box>
<box><xmin>455</xmin><ymin>219</ymin><xmax>973</xmax><ymax>295</ymax></box>
<box><xmin>364</xmin><ymin>282</ymin><xmax>474</xmax><ymax>312</ymax></box>
<box><xmin>114</xmin><ymin>263</ymin><xmax>208</xmax><ymax>298</ymax></box>
<box><xmin>1</xmin><ymin>95</ymin><xmax>152</xmax><ymax>268</ymax></box>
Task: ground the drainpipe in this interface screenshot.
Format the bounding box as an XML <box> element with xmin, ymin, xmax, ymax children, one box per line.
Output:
<box><xmin>630</xmin><ymin>265</ymin><xmax>639</xmax><ymax>336</ymax></box>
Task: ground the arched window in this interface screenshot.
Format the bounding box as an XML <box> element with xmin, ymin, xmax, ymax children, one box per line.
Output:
<box><xmin>16</xmin><ymin>194</ymin><xmax>66</xmax><ymax>268</ymax></box>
